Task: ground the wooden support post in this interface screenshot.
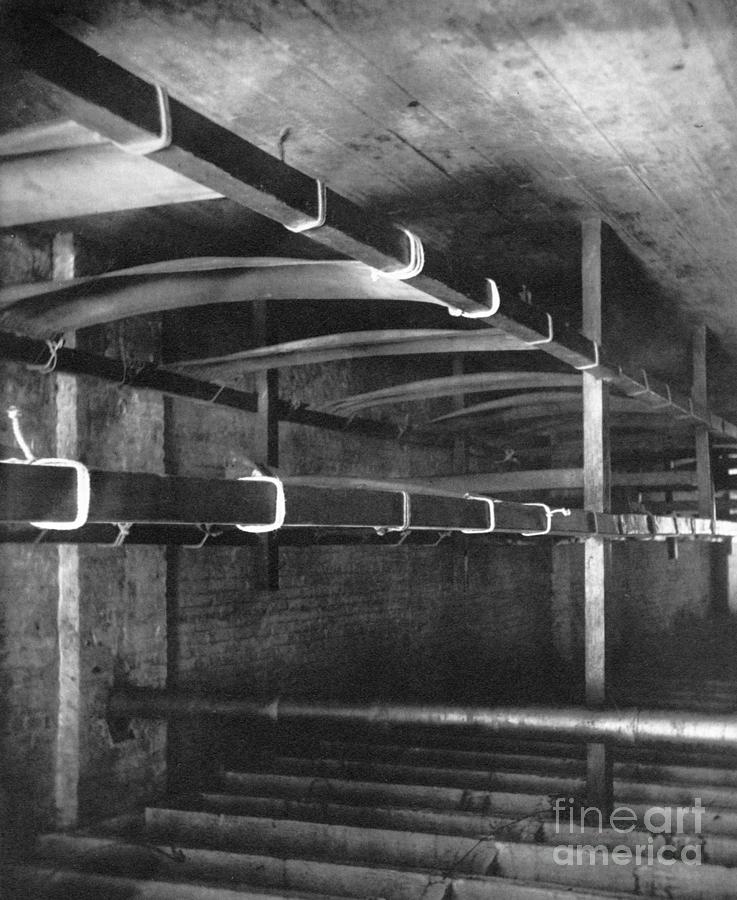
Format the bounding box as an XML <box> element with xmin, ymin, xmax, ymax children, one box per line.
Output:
<box><xmin>451</xmin><ymin>356</ymin><xmax>468</xmax><ymax>474</ymax></box>
<box><xmin>693</xmin><ymin>325</ymin><xmax>714</xmax><ymax>521</ymax></box>
<box><xmin>253</xmin><ymin>300</ymin><xmax>279</xmax><ymax>591</ymax></box>
<box><xmin>51</xmin><ymin>232</ymin><xmax>80</xmax><ymax>828</ymax></box>
<box><xmin>582</xmin><ymin>217</ymin><xmax>613</xmax><ymax>817</ymax></box>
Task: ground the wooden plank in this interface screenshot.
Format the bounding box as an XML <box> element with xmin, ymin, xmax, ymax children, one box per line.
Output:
<box><xmin>0</xmin><ymin>261</ymin><xmax>430</xmax><ymax>335</ymax></box>
<box><xmin>451</xmin><ymin>356</ymin><xmax>467</xmax><ymax>475</ymax></box>
<box><xmin>0</xmin><ymin>144</ymin><xmax>220</xmax><ymax>226</ymax></box>
<box><xmin>320</xmin><ymin>371</ymin><xmax>581</xmax><ymax>415</ymax></box>
<box><xmin>0</xmin><ymin>466</ymin><xmax>502</xmax><ymax>532</ymax></box>
<box><xmin>0</xmin><ymin>118</ymin><xmax>105</xmax><ymax>155</ymax></box>
<box><xmin>429</xmin><ymin>406</ymin><xmax>679</xmax><ymax>434</ymax></box>
<box><xmin>51</xmin><ymin>233</ymin><xmax>79</xmax><ymax>829</ymax></box>
<box><xmin>428</xmin><ymin>392</ymin><xmax>663</xmax><ymax>425</ymax></box>
<box><xmin>582</xmin><ymin>218</ymin><xmax>610</xmax><ymax>512</ymax></box>
<box><xmin>177</xmin><ymin>330</ymin><xmax>530</xmax><ymax>375</ymax></box>
<box><xmin>693</xmin><ymin>325</ymin><xmax>714</xmax><ymax>520</ymax></box>
<box><xmin>582</xmin><ymin>217</ymin><xmax>612</xmax><ymax>816</ymax></box>
<box><xmin>416</xmin><ymin>469</ymin><xmax>699</xmax><ymax>494</ymax></box>
<box><xmin>2</xmin><ymin>511</ymin><xmax>733</xmax><ymax>545</ymax></box>
<box><xmin>252</xmin><ymin>300</ymin><xmax>279</xmax><ymax>591</ymax></box>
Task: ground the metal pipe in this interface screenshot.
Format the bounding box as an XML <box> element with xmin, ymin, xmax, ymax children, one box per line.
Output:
<box><xmin>109</xmin><ymin>689</ymin><xmax>737</xmax><ymax>750</ymax></box>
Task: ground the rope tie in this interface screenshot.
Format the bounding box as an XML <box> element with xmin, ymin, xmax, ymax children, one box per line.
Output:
<box><xmin>119</xmin><ymin>356</ymin><xmax>147</xmax><ymax>388</ymax></box>
<box><xmin>27</xmin><ymin>337</ymin><xmax>64</xmax><ymax>374</ymax></box>
<box><xmin>7</xmin><ymin>406</ymin><xmax>34</xmax><ymax>461</ymax></box>
<box><xmin>208</xmin><ymin>384</ymin><xmax>226</xmax><ymax>404</ymax></box>
<box><xmin>112</xmin><ymin>522</ymin><xmax>133</xmax><ymax>548</ymax></box>
<box><xmin>184</xmin><ymin>523</ymin><xmax>223</xmax><ymax>549</ymax></box>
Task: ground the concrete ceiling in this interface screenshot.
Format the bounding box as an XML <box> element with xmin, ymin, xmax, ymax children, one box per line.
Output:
<box><xmin>2</xmin><ymin>1</ymin><xmax>737</xmax><ymax>391</ymax></box>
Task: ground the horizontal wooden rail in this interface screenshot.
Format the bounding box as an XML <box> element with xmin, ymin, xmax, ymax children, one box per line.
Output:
<box><xmin>0</xmin><ymin>464</ymin><xmax>735</xmax><ymax>541</ymax></box>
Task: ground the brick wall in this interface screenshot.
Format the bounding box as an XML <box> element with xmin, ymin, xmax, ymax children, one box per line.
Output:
<box><xmin>166</xmin><ymin>351</ymin><xmax>556</xmax><ymax>710</ymax></box>
<box><xmin>75</xmin><ymin>319</ymin><xmax>167</xmax><ymax>822</ymax></box>
<box><xmin>0</xmin><ymin>233</ymin><xmax>167</xmax><ymax>852</ymax></box>
<box><xmin>173</xmin><ymin>540</ymin><xmax>552</xmax><ymax>704</ymax></box>
<box><xmin>0</xmin><ymin>234</ymin><xmax>58</xmax><ymax>852</ymax></box>
<box><xmin>551</xmin><ymin>540</ymin><xmax>715</xmax><ymax>684</ymax></box>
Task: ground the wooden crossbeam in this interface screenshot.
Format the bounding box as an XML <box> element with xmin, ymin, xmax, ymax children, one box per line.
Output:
<box><xmin>6</xmin><ymin>16</ymin><xmax>737</xmax><ymax>440</ymax></box>
<box><xmin>415</xmin><ymin>469</ymin><xmax>700</xmax><ymax>493</ymax></box>
<box><xmin>1</xmin><ymin>463</ymin><xmax>735</xmax><ymax>541</ymax></box>
<box><xmin>0</xmin><ymin>330</ymin><xmax>466</xmax><ymax>453</ymax></box>
<box><xmin>0</xmin><ymin>466</ymin><xmax>494</xmax><ymax>531</ymax></box>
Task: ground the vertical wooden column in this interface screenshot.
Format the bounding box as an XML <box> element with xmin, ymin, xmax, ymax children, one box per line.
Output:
<box><xmin>52</xmin><ymin>232</ymin><xmax>80</xmax><ymax>828</ymax></box>
<box><xmin>692</xmin><ymin>325</ymin><xmax>714</xmax><ymax>520</ymax></box>
<box><xmin>451</xmin><ymin>355</ymin><xmax>467</xmax><ymax>474</ymax></box>
<box><xmin>582</xmin><ymin>217</ymin><xmax>613</xmax><ymax>816</ymax></box>
<box><xmin>253</xmin><ymin>299</ymin><xmax>280</xmax><ymax>590</ymax></box>
<box><xmin>692</xmin><ymin>326</ymin><xmax>728</xmax><ymax>614</ymax></box>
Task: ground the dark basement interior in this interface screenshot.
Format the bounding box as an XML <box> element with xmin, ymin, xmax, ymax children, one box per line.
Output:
<box><xmin>3</xmin><ymin>2</ymin><xmax>737</xmax><ymax>897</ymax></box>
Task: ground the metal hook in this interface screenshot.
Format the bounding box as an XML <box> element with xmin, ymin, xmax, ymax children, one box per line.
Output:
<box><xmin>448</xmin><ymin>278</ymin><xmax>500</xmax><ymax>319</ymax></box>
<box><xmin>521</xmin><ymin>503</ymin><xmax>571</xmax><ymax>537</ymax></box>
<box><xmin>284</xmin><ymin>178</ymin><xmax>327</xmax><ymax>233</ymax></box>
<box><xmin>525</xmin><ymin>313</ymin><xmax>554</xmax><ymax>346</ymax></box>
<box><xmin>460</xmin><ymin>494</ymin><xmax>496</xmax><ymax>534</ymax></box>
<box><xmin>113</xmin><ymin>83</ymin><xmax>171</xmax><ymax>155</ymax></box>
<box><xmin>650</xmin><ymin>384</ymin><xmax>673</xmax><ymax>410</ymax></box>
<box><xmin>628</xmin><ymin>369</ymin><xmax>651</xmax><ymax>397</ymax></box>
<box><xmin>375</xmin><ymin>490</ymin><xmax>411</xmax><ymax>535</ymax></box>
<box><xmin>381</xmin><ymin>228</ymin><xmax>425</xmax><ymax>280</ymax></box>
<box><xmin>574</xmin><ymin>340</ymin><xmax>600</xmax><ymax>371</ymax></box>
<box><xmin>30</xmin><ymin>458</ymin><xmax>91</xmax><ymax>531</ymax></box>
<box><xmin>236</xmin><ymin>473</ymin><xmax>286</xmax><ymax>533</ymax></box>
